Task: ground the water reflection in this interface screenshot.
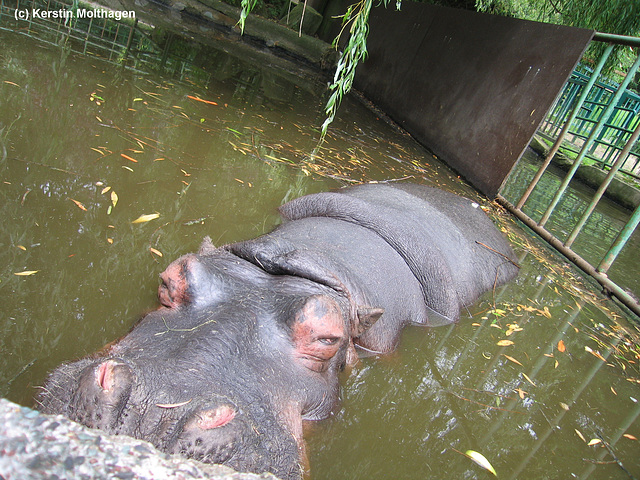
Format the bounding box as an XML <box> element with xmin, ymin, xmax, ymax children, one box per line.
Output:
<box><xmin>1</xmin><ymin>29</ymin><xmax>638</xmax><ymax>480</ymax></box>
<box><xmin>309</xmin><ymin>252</ymin><xmax>639</xmax><ymax>479</ymax></box>
<box><xmin>501</xmin><ymin>150</ymin><xmax>640</xmax><ymax>295</ymax></box>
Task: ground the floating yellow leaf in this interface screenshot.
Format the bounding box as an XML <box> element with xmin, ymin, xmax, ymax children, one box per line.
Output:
<box><xmin>16</xmin><ymin>245</ymin><xmax>26</xmax><ymax>251</ymax></box>
<box><xmin>121</xmin><ymin>153</ymin><xmax>138</xmax><ymax>163</ymax></box>
<box><xmin>111</xmin><ymin>191</ymin><xmax>118</xmax><ymax>207</ymax></box>
<box><xmin>518</xmin><ymin>304</ymin><xmax>538</xmax><ymax>312</ymax></box>
<box><xmin>585</xmin><ymin>346</ymin><xmax>606</xmax><ymax>362</ymax></box>
<box><xmin>187</xmin><ymin>95</ymin><xmax>218</xmax><ymax>105</ymax></box>
<box><xmin>465</xmin><ymin>450</ymin><xmax>497</xmax><ymax>476</ymax></box>
<box><xmin>132</xmin><ymin>213</ymin><xmax>160</xmax><ymax>224</ymax></box>
<box><xmin>559</xmin><ymin>402</ymin><xmax>570</xmax><ymax>411</ymax></box>
<box><xmin>497</xmin><ymin>340</ymin><xmax>514</xmax><ymax>346</ymax></box>
<box><xmin>14</xmin><ymin>270</ymin><xmax>39</xmax><ymax>276</ymax></box>
<box><xmin>149</xmin><ymin>247</ymin><xmax>163</xmax><ymax>257</ymax></box>
<box><xmin>575</xmin><ymin>429</ymin><xmax>586</xmax><ymax>442</ymax></box>
<box><xmin>558</xmin><ymin>340</ymin><xmax>566</xmax><ymax>353</ymax></box>
<box><xmin>623</xmin><ymin>434</ymin><xmax>637</xmax><ymax>441</ymax></box>
<box><xmin>587</xmin><ymin>439</ymin><xmax>601</xmax><ymax>446</ymax></box>
<box><xmin>522</xmin><ymin>373</ymin><xmax>536</xmax><ymax>387</ymax></box>
<box><xmin>503</xmin><ymin>354</ymin><xmax>523</xmax><ymax>366</ymax></box>
<box><xmin>505</xmin><ymin>323</ymin><xmax>523</xmax><ymax>336</ymax></box>
<box><xmin>69</xmin><ymin>198</ymin><xmax>87</xmax><ymax>211</ymax></box>
<box><xmin>101</xmin><ymin>186</ymin><xmax>111</xmax><ymax>194</ymax></box>
<box><xmin>107</xmin><ymin>238</ymin><xmax>113</xmax><ymax>244</ymax></box>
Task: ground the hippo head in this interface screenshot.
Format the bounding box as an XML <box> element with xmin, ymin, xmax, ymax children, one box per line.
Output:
<box><xmin>38</xmin><ymin>244</ymin><xmax>382</xmax><ymax>479</ymax></box>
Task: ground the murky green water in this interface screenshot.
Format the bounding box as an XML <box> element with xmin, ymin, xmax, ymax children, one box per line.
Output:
<box><xmin>1</xmin><ymin>29</ymin><xmax>638</xmax><ymax>480</ymax></box>
<box><xmin>501</xmin><ymin>150</ymin><xmax>640</xmax><ymax>296</ymax></box>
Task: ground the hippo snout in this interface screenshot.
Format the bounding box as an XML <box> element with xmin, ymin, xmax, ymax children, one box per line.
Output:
<box><xmin>68</xmin><ymin>358</ymin><xmax>135</xmax><ymax>431</ymax></box>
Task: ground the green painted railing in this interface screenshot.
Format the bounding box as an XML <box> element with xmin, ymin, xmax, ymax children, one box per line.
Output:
<box><xmin>499</xmin><ymin>32</ymin><xmax>640</xmax><ymax>320</ymax></box>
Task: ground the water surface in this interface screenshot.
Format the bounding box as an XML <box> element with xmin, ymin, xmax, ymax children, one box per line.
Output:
<box><xmin>1</xmin><ymin>29</ymin><xmax>638</xmax><ymax>480</ymax></box>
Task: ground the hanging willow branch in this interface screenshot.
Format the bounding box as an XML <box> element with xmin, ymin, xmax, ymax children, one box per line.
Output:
<box><xmin>320</xmin><ymin>0</ymin><xmax>372</xmax><ymax>137</ymax></box>
<box><xmin>238</xmin><ymin>0</ymin><xmax>258</xmax><ymax>33</ymax></box>
<box><xmin>321</xmin><ymin>0</ymin><xmax>401</xmax><ymax>138</ymax></box>
<box><xmin>239</xmin><ymin>0</ymin><xmax>400</xmax><ymax>138</ymax></box>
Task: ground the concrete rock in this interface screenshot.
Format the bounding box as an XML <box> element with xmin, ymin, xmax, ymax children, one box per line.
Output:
<box><xmin>280</xmin><ymin>3</ymin><xmax>323</xmax><ymax>36</ymax></box>
<box><xmin>0</xmin><ymin>398</ymin><xmax>281</xmax><ymax>480</ymax></box>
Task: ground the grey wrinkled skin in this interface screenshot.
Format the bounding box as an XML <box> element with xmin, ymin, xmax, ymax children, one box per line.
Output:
<box><xmin>38</xmin><ymin>183</ymin><xmax>518</xmax><ymax>479</ymax></box>
<box><xmin>39</xmin><ymin>253</ymin><xmax>344</xmax><ymax>480</ymax></box>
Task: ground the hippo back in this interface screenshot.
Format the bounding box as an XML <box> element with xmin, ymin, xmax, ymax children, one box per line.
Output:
<box><xmin>278</xmin><ymin>183</ymin><xmax>518</xmax><ymax>322</ymax></box>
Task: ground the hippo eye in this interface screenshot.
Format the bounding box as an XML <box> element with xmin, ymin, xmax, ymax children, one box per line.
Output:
<box><xmin>318</xmin><ymin>336</ymin><xmax>339</xmax><ymax>346</ymax></box>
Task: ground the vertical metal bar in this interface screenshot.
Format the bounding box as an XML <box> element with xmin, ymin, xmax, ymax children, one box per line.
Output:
<box><xmin>541</xmin><ymin>85</ymin><xmax>566</xmax><ymax>133</ymax></box>
<box><xmin>579</xmin><ymin>400</ymin><xmax>640</xmax><ymax>480</ymax></box>
<box><xmin>85</xmin><ymin>17</ymin><xmax>92</xmax><ymax>54</ymax></box>
<box><xmin>539</xmin><ymin>51</ymin><xmax>640</xmax><ymax>227</ymax></box>
<box><xmin>564</xmin><ymin>117</ymin><xmax>640</xmax><ymax>247</ymax></box>
<box><xmin>509</xmin><ymin>338</ymin><xmax>618</xmax><ymax>480</ymax></box>
<box><xmin>109</xmin><ymin>22</ymin><xmax>121</xmax><ymax>61</ymax></box>
<box><xmin>496</xmin><ymin>195</ymin><xmax>640</xmax><ymax>317</ymax></box>
<box><xmin>597</xmin><ymin>203</ymin><xmax>640</xmax><ymax>273</ymax></box>
<box><xmin>122</xmin><ymin>18</ymin><xmax>137</xmax><ymax>62</ymax></box>
<box><xmin>516</xmin><ymin>44</ymin><xmax>614</xmax><ymax>210</ymax></box>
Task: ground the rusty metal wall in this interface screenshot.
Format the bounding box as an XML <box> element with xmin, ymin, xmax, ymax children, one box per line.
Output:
<box><xmin>353</xmin><ymin>3</ymin><xmax>593</xmax><ymax>198</ymax></box>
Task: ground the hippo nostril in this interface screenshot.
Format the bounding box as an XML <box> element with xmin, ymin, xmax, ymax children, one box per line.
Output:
<box><xmin>94</xmin><ymin>359</ymin><xmax>132</xmax><ymax>393</ymax></box>
<box><xmin>170</xmin><ymin>404</ymin><xmax>239</xmax><ymax>464</ymax></box>
<box><xmin>195</xmin><ymin>405</ymin><xmax>236</xmax><ymax>430</ymax></box>
<box><xmin>96</xmin><ymin>360</ymin><xmax>115</xmax><ymax>391</ymax></box>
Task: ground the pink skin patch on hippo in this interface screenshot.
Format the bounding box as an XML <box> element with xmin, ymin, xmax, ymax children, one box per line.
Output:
<box><xmin>96</xmin><ymin>360</ymin><xmax>117</xmax><ymax>392</ymax></box>
<box><xmin>292</xmin><ymin>296</ymin><xmax>345</xmax><ymax>373</ymax></box>
<box><xmin>195</xmin><ymin>405</ymin><xmax>236</xmax><ymax>430</ymax></box>
<box><xmin>158</xmin><ymin>257</ymin><xmax>193</xmax><ymax>308</ymax></box>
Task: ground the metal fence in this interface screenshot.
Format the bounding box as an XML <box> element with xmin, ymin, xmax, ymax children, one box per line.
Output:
<box><xmin>0</xmin><ymin>0</ymin><xmax>216</xmax><ymax>82</ymax></box>
<box><xmin>540</xmin><ymin>62</ymin><xmax>640</xmax><ymax>180</ymax></box>
<box><xmin>498</xmin><ymin>32</ymin><xmax>640</xmax><ymax>319</ymax></box>
<box><xmin>0</xmin><ymin>0</ymin><xmax>146</xmax><ymax>65</ymax></box>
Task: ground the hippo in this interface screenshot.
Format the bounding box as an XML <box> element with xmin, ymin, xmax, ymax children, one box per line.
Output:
<box><xmin>37</xmin><ymin>183</ymin><xmax>518</xmax><ymax>479</ymax></box>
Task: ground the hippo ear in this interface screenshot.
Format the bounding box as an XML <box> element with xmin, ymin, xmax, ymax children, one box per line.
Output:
<box><xmin>353</xmin><ymin>306</ymin><xmax>384</xmax><ymax>337</ymax></box>
<box><xmin>290</xmin><ymin>295</ymin><xmax>347</xmax><ymax>373</ymax></box>
<box><xmin>198</xmin><ymin>236</ymin><xmax>216</xmax><ymax>255</ymax></box>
